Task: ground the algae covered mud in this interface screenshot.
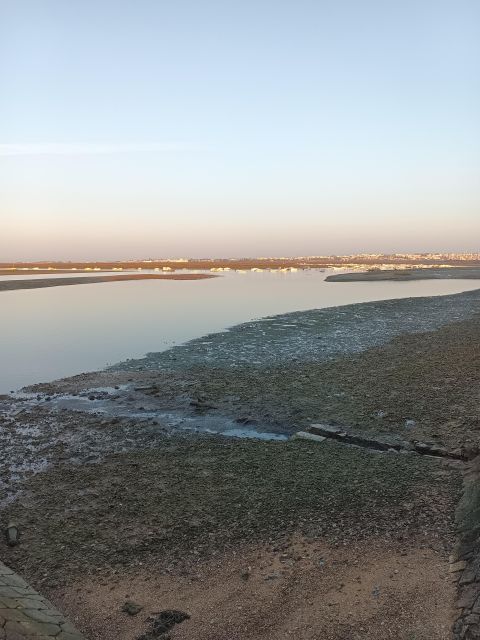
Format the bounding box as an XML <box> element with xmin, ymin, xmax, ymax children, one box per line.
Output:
<box><xmin>1</xmin><ymin>287</ymin><xmax>480</xmax><ymax>639</ymax></box>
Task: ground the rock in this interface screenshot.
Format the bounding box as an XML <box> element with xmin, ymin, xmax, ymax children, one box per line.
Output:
<box><xmin>191</xmin><ymin>399</ymin><xmax>217</xmax><ymax>410</ymax></box>
<box><xmin>138</xmin><ymin>610</ymin><xmax>190</xmax><ymax>638</ymax></box>
<box><xmin>405</xmin><ymin>419</ymin><xmax>417</xmax><ymax>428</ymax></box>
<box><xmin>463</xmin><ymin>445</ymin><xmax>480</xmax><ymax>460</ymax></box>
<box><xmin>459</xmin><ymin>569</ymin><xmax>476</xmax><ymax>585</ymax></box>
<box><xmin>449</xmin><ymin>560</ymin><xmax>467</xmax><ymax>573</ymax></box>
<box><xmin>235</xmin><ymin>416</ymin><xmax>256</xmax><ymax>425</ymax></box>
<box><xmin>5</xmin><ymin>522</ymin><xmax>19</xmax><ymax>547</ymax></box>
<box><xmin>122</xmin><ymin>600</ymin><xmax>143</xmax><ymax>616</ymax></box>
<box><xmin>414</xmin><ymin>441</ymin><xmax>448</xmax><ymax>457</ymax></box>
<box><xmin>310</xmin><ymin>423</ymin><xmax>345</xmax><ymax>436</ymax></box>
<box><xmin>371</xmin><ymin>585</ymin><xmax>381</xmax><ymax>598</ymax></box>
<box><xmin>264</xmin><ymin>572</ymin><xmax>281</xmax><ymax>581</ymax></box>
<box><xmin>457</xmin><ymin>585</ymin><xmax>479</xmax><ymax>609</ymax></box>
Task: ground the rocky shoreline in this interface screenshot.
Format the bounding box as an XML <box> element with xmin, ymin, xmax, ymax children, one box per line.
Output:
<box><xmin>1</xmin><ymin>288</ymin><xmax>480</xmax><ymax>639</ymax></box>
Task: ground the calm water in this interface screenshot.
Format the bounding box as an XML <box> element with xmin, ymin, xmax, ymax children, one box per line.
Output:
<box><xmin>1</xmin><ymin>269</ymin><xmax>479</xmax><ymax>393</ymax></box>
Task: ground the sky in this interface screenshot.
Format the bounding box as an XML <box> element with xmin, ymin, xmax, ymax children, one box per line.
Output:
<box><xmin>0</xmin><ymin>0</ymin><xmax>479</xmax><ymax>260</ymax></box>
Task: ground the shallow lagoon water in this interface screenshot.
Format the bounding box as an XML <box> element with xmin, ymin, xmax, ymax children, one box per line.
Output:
<box><xmin>0</xmin><ymin>269</ymin><xmax>479</xmax><ymax>393</ymax></box>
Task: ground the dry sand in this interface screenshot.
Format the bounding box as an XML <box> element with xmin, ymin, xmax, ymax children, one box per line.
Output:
<box><xmin>58</xmin><ymin>539</ymin><xmax>455</xmax><ymax>640</ymax></box>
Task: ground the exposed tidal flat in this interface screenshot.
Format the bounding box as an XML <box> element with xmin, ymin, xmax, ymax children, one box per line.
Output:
<box><xmin>0</xmin><ymin>272</ymin><xmax>215</xmax><ymax>292</ymax></box>
<box><xmin>326</xmin><ymin>266</ymin><xmax>480</xmax><ymax>282</ymax></box>
<box><xmin>1</xmin><ymin>287</ymin><xmax>480</xmax><ymax>639</ymax></box>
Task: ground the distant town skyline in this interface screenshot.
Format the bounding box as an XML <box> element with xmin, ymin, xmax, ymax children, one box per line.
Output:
<box><xmin>1</xmin><ymin>1</ymin><xmax>479</xmax><ymax>260</ymax></box>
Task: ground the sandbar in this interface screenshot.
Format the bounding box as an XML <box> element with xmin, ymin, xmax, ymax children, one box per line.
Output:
<box><xmin>0</xmin><ymin>273</ymin><xmax>216</xmax><ymax>292</ymax></box>
<box><xmin>326</xmin><ymin>266</ymin><xmax>480</xmax><ymax>282</ymax></box>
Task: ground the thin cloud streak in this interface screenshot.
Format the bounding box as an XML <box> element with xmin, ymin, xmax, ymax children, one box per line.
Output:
<box><xmin>0</xmin><ymin>143</ymin><xmax>186</xmax><ymax>156</ymax></box>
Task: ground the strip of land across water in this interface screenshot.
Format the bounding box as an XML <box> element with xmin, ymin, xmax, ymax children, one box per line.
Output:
<box><xmin>326</xmin><ymin>266</ymin><xmax>480</xmax><ymax>282</ymax></box>
<box><xmin>0</xmin><ymin>273</ymin><xmax>216</xmax><ymax>292</ymax></box>
<box><xmin>1</xmin><ymin>288</ymin><xmax>480</xmax><ymax>639</ymax></box>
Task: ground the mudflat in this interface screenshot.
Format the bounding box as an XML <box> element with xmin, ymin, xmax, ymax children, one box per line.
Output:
<box><xmin>2</xmin><ymin>288</ymin><xmax>480</xmax><ymax>639</ymax></box>
<box><xmin>326</xmin><ymin>266</ymin><xmax>480</xmax><ymax>282</ymax></box>
<box><xmin>0</xmin><ymin>273</ymin><xmax>216</xmax><ymax>292</ymax></box>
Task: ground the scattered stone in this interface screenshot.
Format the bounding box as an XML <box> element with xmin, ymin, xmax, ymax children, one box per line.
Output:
<box><xmin>122</xmin><ymin>600</ymin><xmax>143</xmax><ymax>616</ymax></box>
<box><xmin>264</xmin><ymin>572</ymin><xmax>281</xmax><ymax>581</ymax></box>
<box><xmin>138</xmin><ymin>609</ymin><xmax>189</xmax><ymax>639</ymax></box>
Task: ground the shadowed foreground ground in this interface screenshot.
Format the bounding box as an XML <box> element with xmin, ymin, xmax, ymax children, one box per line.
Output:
<box><xmin>1</xmin><ymin>437</ymin><xmax>461</xmax><ymax>640</ymax></box>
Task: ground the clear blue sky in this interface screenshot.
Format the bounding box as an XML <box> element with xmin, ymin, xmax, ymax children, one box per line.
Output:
<box><xmin>1</xmin><ymin>0</ymin><xmax>479</xmax><ymax>260</ymax></box>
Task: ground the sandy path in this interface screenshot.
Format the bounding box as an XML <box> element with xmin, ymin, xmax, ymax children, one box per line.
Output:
<box><xmin>55</xmin><ymin>539</ymin><xmax>455</xmax><ymax>640</ymax></box>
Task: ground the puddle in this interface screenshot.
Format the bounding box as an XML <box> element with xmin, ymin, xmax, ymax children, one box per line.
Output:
<box><xmin>11</xmin><ymin>387</ymin><xmax>289</xmax><ymax>442</ymax></box>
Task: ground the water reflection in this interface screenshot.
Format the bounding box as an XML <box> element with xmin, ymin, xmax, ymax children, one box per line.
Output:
<box><xmin>0</xmin><ymin>269</ymin><xmax>479</xmax><ymax>392</ymax></box>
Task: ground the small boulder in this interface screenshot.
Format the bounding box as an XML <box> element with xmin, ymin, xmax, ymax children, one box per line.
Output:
<box><xmin>6</xmin><ymin>522</ymin><xmax>19</xmax><ymax>547</ymax></box>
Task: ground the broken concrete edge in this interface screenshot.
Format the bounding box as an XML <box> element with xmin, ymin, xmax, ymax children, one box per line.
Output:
<box><xmin>0</xmin><ymin>560</ymin><xmax>85</xmax><ymax>639</ymax></box>
<box><xmin>291</xmin><ymin>431</ymin><xmax>326</xmax><ymax>443</ymax></box>
<box><xmin>300</xmin><ymin>423</ymin><xmax>472</xmax><ymax>461</ymax></box>
<box><xmin>452</xmin><ymin>455</ymin><xmax>480</xmax><ymax>639</ymax></box>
